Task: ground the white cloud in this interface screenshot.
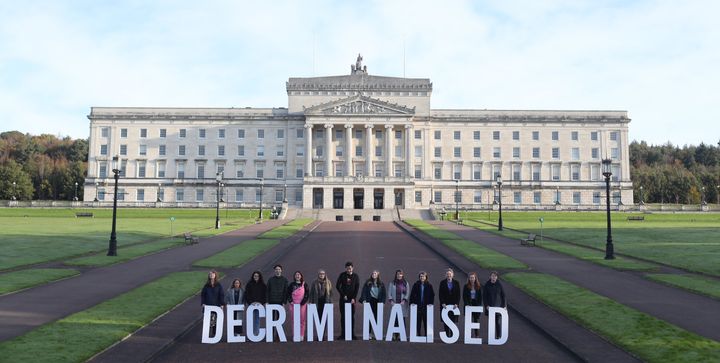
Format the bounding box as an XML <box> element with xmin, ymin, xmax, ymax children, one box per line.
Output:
<box><xmin>0</xmin><ymin>0</ymin><xmax>718</xmax><ymax>145</ymax></box>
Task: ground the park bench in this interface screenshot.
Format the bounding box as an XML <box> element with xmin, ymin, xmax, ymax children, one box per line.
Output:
<box><xmin>520</xmin><ymin>234</ymin><xmax>537</xmax><ymax>246</ymax></box>
<box><xmin>183</xmin><ymin>232</ymin><xmax>199</xmax><ymax>245</ymax></box>
<box><xmin>75</xmin><ymin>212</ymin><xmax>94</xmax><ymax>218</ymax></box>
<box><xmin>627</xmin><ymin>216</ymin><xmax>645</xmax><ymax>221</ymax></box>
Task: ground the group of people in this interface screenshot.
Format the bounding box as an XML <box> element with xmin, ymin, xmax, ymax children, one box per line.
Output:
<box><xmin>201</xmin><ymin>262</ymin><xmax>507</xmax><ymax>340</ymax></box>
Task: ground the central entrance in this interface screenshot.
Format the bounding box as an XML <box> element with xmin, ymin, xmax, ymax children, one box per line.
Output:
<box><xmin>312</xmin><ymin>188</ymin><xmax>323</xmax><ymax>209</ymax></box>
<box><xmin>394</xmin><ymin>189</ymin><xmax>404</xmax><ymax>208</ymax></box>
<box><xmin>373</xmin><ymin>189</ymin><xmax>384</xmax><ymax>209</ymax></box>
<box><xmin>333</xmin><ymin>188</ymin><xmax>344</xmax><ymax>209</ymax></box>
<box><xmin>353</xmin><ymin>188</ymin><xmax>364</xmax><ymax>209</ymax></box>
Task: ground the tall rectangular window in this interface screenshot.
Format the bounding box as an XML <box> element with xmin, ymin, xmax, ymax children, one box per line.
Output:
<box><xmin>434</xmin><ymin>130</ymin><xmax>441</xmax><ymax>140</ymax></box>
<box><xmin>120</xmin><ymin>128</ymin><xmax>127</xmax><ymax>138</ymax></box>
<box><xmin>454</xmin><ymin>190</ymin><xmax>462</xmax><ymax>203</ymax></box>
<box><xmin>196</xmin><ymin>189</ymin><xmax>204</xmax><ymax>202</ymax></box>
<box><xmin>296</xmin><ymin>165</ymin><xmax>303</xmax><ymax>178</ymax></box>
<box><xmin>336</xmin><ymin>129</ymin><xmax>343</xmax><ymax>140</ymax></box>
<box><xmin>395</xmin><ymin>145</ymin><xmax>403</xmax><ymax>158</ymax></box>
<box><xmin>571</xmin><ymin>131</ymin><xmax>579</xmax><ymax>141</ymax></box>
<box><xmin>512</xmin><ymin>164</ymin><xmax>521</xmax><ymax>180</ymax></box>
<box><xmin>571</xmin><ymin>164</ymin><xmax>580</xmax><ymax>181</ymax></box>
<box><xmin>591</xmin><ymin>131</ymin><xmax>598</xmax><ymax>141</ymax></box>
<box><xmin>454</xmin><ymin>147</ymin><xmax>461</xmax><ymax>158</ymax></box>
<box><xmin>610</xmin><ymin>131</ymin><xmax>619</xmax><ymax>141</ymax></box>
<box><xmin>177</xmin><ymin>163</ymin><xmax>185</xmax><ymax>178</ymax></box>
<box><xmin>138</xmin><ymin>161</ymin><xmax>146</xmax><ymax>177</ymax></box>
<box><xmin>453</xmin><ymin>164</ymin><xmax>461</xmax><ymax>180</ymax></box>
<box><xmin>415</xmin><ymin>130</ymin><xmax>422</xmax><ymax>139</ymax></box>
<box><xmin>474</xmin><ymin>190</ymin><xmax>482</xmax><ymax>203</ymax></box>
<box><xmin>277</xmin><ymin>129</ymin><xmax>284</xmax><ymax>139</ymax></box>
<box><xmin>434</xmin><ymin>165</ymin><xmax>442</xmax><ymax>179</ymax></box>
<box><xmin>552</xmin><ymin>148</ymin><xmax>560</xmax><ymax>159</ymax></box>
<box><xmin>276</xmin><ymin>168</ymin><xmax>284</xmax><ymax>179</ymax></box>
<box><xmin>257</xmin><ymin>145</ymin><xmax>265</xmax><ymax>157</ymax></box>
<box><xmin>159</xmin><ymin>145</ymin><xmax>166</xmax><ymax>156</ymax></box>
<box><xmin>534</xmin><ymin>191</ymin><xmax>541</xmax><ymax>204</ymax></box>
<box><xmin>532</xmin><ymin>131</ymin><xmax>539</xmax><ymax>140</ymax></box>
<box><xmin>140</xmin><ymin>129</ymin><xmax>148</xmax><ymax>138</ymax></box>
<box><xmin>296</xmin><ymin>128</ymin><xmax>304</xmax><ymax>138</ymax></box>
<box><xmin>157</xmin><ymin>161</ymin><xmax>166</xmax><ymax>178</ymax></box>
<box><xmin>551</xmin><ymin>164</ymin><xmax>561</xmax><ymax>180</ymax></box>
<box><xmin>593</xmin><ymin>192</ymin><xmax>601</xmax><ymax>204</ymax></box>
<box><xmin>198</xmin><ymin>145</ymin><xmax>205</xmax><ymax>156</ymax></box>
<box><xmin>137</xmin><ymin>189</ymin><xmax>145</xmax><ymax>202</ymax></box>
<box><xmin>434</xmin><ymin>191</ymin><xmax>442</xmax><ymax>203</ymax></box>
<box><xmin>179</xmin><ymin>129</ymin><xmax>186</xmax><ymax>138</ymax></box>
<box><xmin>415</xmin><ymin>191</ymin><xmax>422</xmax><ymax>203</ymax></box>
<box><xmin>236</xmin><ymin>164</ymin><xmax>245</xmax><ymax>178</ymax></box>
<box><xmin>139</xmin><ymin>144</ymin><xmax>147</xmax><ymax>156</ymax></box>
<box><xmin>176</xmin><ymin>189</ymin><xmax>184</xmax><ymax>201</ymax></box>
<box><xmin>297</xmin><ymin>145</ymin><xmax>304</xmax><ymax>156</ymax></box>
<box><xmin>434</xmin><ymin>147</ymin><xmax>441</xmax><ymax>158</ymax></box>
<box><xmin>256</xmin><ymin>166</ymin><xmax>264</xmax><ymax>179</ymax></box>
<box><xmin>552</xmin><ymin>131</ymin><xmax>559</xmax><ymax>141</ymax></box>
<box><xmin>179</xmin><ymin>145</ymin><xmax>186</xmax><ymax>156</ymax></box>
<box><xmin>235</xmin><ymin>189</ymin><xmax>244</xmax><ymax>202</ymax></box>
<box><xmin>197</xmin><ymin>164</ymin><xmax>205</xmax><ymax>179</ymax></box>
<box><xmin>356</xmin><ymin>146</ymin><xmax>363</xmax><ymax>157</ymax></box>
<box><xmin>316</xmin><ymin>146</ymin><xmax>323</xmax><ymax>157</ymax></box>
<box><xmin>199</xmin><ymin>129</ymin><xmax>206</xmax><ymax>138</ymax></box>
<box><xmin>396</xmin><ymin>130</ymin><xmax>402</xmax><ymax>139</ymax></box>
<box><xmin>454</xmin><ymin>131</ymin><xmax>461</xmax><ymax>140</ymax></box>
<box><xmin>611</xmin><ymin>148</ymin><xmax>619</xmax><ymax>160</ymax></box>
<box><xmin>159</xmin><ymin>129</ymin><xmax>166</xmax><ymax>138</ymax></box>
<box><xmin>336</xmin><ymin>146</ymin><xmax>344</xmax><ymax>157</ymax></box>
<box><xmin>257</xmin><ymin>129</ymin><xmax>265</xmax><ymax>139</ymax></box>
<box><xmin>532</xmin><ymin>164</ymin><xmax>540</xmax><ymax>181</ymax></box>
<box><xmin>473</xmin><ymin>164</ymin><xmax>481</xmax><ymax>180</ymax></box>
<box><xmin>100</xmin><ymin>144</ymin><xmax>108</xmax><ymax>155</ymax></box>
<box><xmin>493</xmin><ymin>131</ymin><xmax>500</xmax><ymax>140</ymax></box>
<box><xmin>532</xmin><ymin>147</ymin><xmax>540</xmax><ymax>158</ymax></box>
<box><xmin>238</xmin><ymin>129</ymin><xmax>245</xmax><ymax>138</ymax></box>
<box><xmin>513</xmin><ymin>147</ymin><xmax>520</xmax><ymax>158</ymax></box>
<box><xmin>218</xmin><ymin>129</ymin><xmax>226</xmax><ymax>138</ymax></box>
<box><xmin>414</xmin><ymin>164</ymin><xmax>422</xmax><ymax>179</ymax></box>
<box><xmin>473</xmin><ymin>131</ymin><xmax>480</xmax><ymax>140</ymax></box>
<box><xmin>514</xmin><ymin>191</ymin><xmax>521</xmax><ymax>204</ymax></box>
<box><xmin>120</xmin><ymin>144</ymin><xmax>127</xmax><ymax>156</ymax></box>
<box><xmin>573</xmin><ymin>192</ymin><xmax>581</xmax><ymax>204</ymax></box>
<box><xmin>512</xmin><ymin>131</ymin><xmax>520</xmax><ymax>140</ymax></box>
<box><xmin>375</xmin><ymin>146</ymin><xmax>382</xmax><ymax>157</ymax></box>
<box><xmin>218</xmin><ymin>145</ymin><xmax>225</xmax><ymax>156</ymax></box>
<box><xmin>415</xmin><ymin>146</ymin><xmax>423</xmax><ymax>157</ymax></box>
<box><xmin>571</xmin><ymin>147</ymin><xmax>580</xmax><ymax>160</ymax></box>
<box><xmin>237</xmin><ymin>145</ymin><xmax>245</xmax><ymax>156</ymax></box>
<box><xmin>99</xmin><ymin>164</ymin><xmax>107</xmax><ymax>178</ymax></box>
<box><xmin>474</xmin><ymin>147</ymin><xmax>481</xmax><ymax>158</ymax></box>
<box><xmin>276</xmin><ymin>146</ymin><xmax>284</xmax><ymax>157</ymax></box>
<box><xmin>591</xmin><ymin>148</ymin><xmax>599</xmax><ymax>159</ymax></box>
<box><xmin>493</xmin><ymin>147</ymin><xmax>501</xmax><ymax>158</ymax></box>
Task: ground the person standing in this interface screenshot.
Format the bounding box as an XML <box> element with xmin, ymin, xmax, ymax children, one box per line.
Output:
<box><xmin>308</xmin><ymin>269</ymin><xmax>334</xmax><ymax>317</ymax></box>
<box><xmin>482</xmin><ymin>271</ymin><xmax>507</xmax><ymax>339</ymax></box>
<box><xmin>201</xmin><ymin>270</ymin><xmax>225</xmax><ymax>336</ymax></box>
<box><xmin>287</xmin><ymin>271</ymin><xmax>309</xmax><ymax>341</ymax></box>
<box><xmin>387</xmin><ymin>269</ymin><xmax>410</xmax><ymax>341</ymax></box>
<box><xmin>359</xmin><ymin>270</ymin><xmax>387</xmax><ymax>333</ymax></box>
<box><xmin>225</xmin><ymin>278</ymin><xmax>244</xmax><ymax>336</ymax></box>
<box><xmin>244</xmin><ymin>271</ymin><xmax>267</xmax><ymax>336</ymax></box>
<box><xmin>438</xmin><ymin>268</ymin><xmax>461</xmax><ymax>336</ymax></box>
<box><xmin>462</xmin><ymin>272</ymin><xmax>482</xmax><ymax>338</ymax></box>
<box><xmin>409</xmin><ymin>271</ymin><xmax>434</xmax><ymax>337</ymax></box>
<box><xmin>266</xmin><ymin>264</ymin><xmax>288</xmax><ymax>340</ymax></box>
<box><xmin>336</xmin><ymin>261</ymin><xmax>360</xmax><ymax>340</ymax></box>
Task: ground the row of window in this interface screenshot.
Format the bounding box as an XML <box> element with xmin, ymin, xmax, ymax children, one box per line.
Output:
<box><xmin>100</xmin><ymin>127</ymin><xmax>300</xmax><ymax>140</ymax></box>
<box><xmin>427</xmin><ymin>190</ymin><xmax>622</xmax><ymax>204</ymax></box>
<box><xmin>95</xmin><ymin>188</ymin><xmax>294</xmax><ymax>203</ymax></box>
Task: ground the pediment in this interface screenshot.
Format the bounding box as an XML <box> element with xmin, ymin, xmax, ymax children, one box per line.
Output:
<box><xmin>304</xmin><ymin>95</ymin><xmax>415</xmax><ymax>115</ymax></box>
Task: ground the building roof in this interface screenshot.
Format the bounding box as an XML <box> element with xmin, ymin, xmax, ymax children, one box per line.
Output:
<box><xmin>286</xmin><ymin>74</ymin><xmax>432</xmax><ymax>92</ymax></box>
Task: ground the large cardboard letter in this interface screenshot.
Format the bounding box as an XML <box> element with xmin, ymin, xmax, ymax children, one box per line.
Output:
<box><xmin>463</xmin><ymin>306</ymin><xmax>483</xmax><ymax>345</ymax></box>
<box><xmin>246</xmin><ymin>304</ymin><xmax>266</xmax><ymax>342</ymax></box>
<box><xmin>384</xmin><ymin>303</ymin><xmax>407</xmax><ymax>342</ymax></box>
<box><xmin>344</xmin><ymin>302</ymin><xmax>352</xmax><ymax>341</ymax></box>
<box><xmin>307</xmin><ymin>303</ymin><xmax>334</xmax><ymax>342</ymax></box>
<box><xmin>292</xmin><ymin>303</ymin><xmax>302</xmax><ymax>342</ymax></box>
<box><xmin>362</xmin><ymin>302</ymin><xmax>384</xmax><ymax>341</ymax></box>
<box><xmin>265</xmin><ymin>304</ymin><xmax>287</xmax><ymax>342</ymax></box>
<box><xmin>439</xmin><ymin>305</ymin><xmax>460</xmax><ymax>344</ymax></box>
<box><xmin>201</xmin><ymin>305</ymin><xmax>224</xmax><ymax>344</ymax></box>
<box><xmin>488</xmin><ymin>307</ymin><xmax>509</xmax><ymax>345</ymax></box>
<box><xmin>426</xmin><ymin>304</ymin><xmax>434</xmax><ymax>343</ymax></box>
<box><xmin>226</xmin><ymin>305</ymin><xmax>246</xmax><ymax>343</ymax></box>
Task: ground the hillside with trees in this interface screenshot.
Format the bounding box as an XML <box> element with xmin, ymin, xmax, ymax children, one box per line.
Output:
<box><xmin>1</xmin><ymin>131</ymin><xmax>718</xmax><ymax>204</ymax></box>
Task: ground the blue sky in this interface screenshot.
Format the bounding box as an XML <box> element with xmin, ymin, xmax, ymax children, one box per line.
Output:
<box><xmin>1</xmin><ymin>0</ymin><xmax>718</xmax><ymax>146</ymax></box>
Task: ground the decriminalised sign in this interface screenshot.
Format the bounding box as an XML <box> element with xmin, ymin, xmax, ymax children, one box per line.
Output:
<box><xmin>202</xmin><ymin>303</ymin><xmax>509</xmax><ymax>345</ymax></box>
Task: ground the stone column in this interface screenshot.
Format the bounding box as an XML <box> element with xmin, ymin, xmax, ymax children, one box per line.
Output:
<box><xmin>345</xmin><ymin>124</ymin><xmax>353</xmax><ymax>177</ymax></box>
<box><xmin>405</xmin><ymin>124</ymin><xmax>413</xmax><ymax>178</ymax></box>
<box><xmin>364</xmin><ymin>187</ymin><xmax>374</xmax><ymax>210</ymax></box>
<box><xmin>365</xmin><ymin>124</ymin><xmax>373</xmax><ymax>177</ymax></box>
<box><xmin>385</xmin><ymin>124</ymin><xmax>394</xmax><ymax>177</ymax></box>
<box><xmin>304</xmin><ymin>124</ymin><xmax>313</xmax><ymax>177</ymax></box>
<box><xmin>324</xmin><ymin>124</ymin><xmax>333</xmax><ymax>177</ymax></box>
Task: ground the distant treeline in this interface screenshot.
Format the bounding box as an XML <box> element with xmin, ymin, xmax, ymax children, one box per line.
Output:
<box><xmin>0</xmin><ymin>131</ymin><xmax>87</xmax><ymax>200</ymax></box>
<box><xmin>1</xmin><ymin>131</ymin><xmax>718</xmax><ymax>203</ymax></box>
<box><xmin>630</xmin><ymin>141</ymin><xmax>720</xmax><ymax>204</ymax></box>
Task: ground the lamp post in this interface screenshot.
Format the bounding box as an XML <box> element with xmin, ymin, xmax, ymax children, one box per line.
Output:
<box><xmin>215</xmin><ymin>172</ymin><xmax>222</xmax><ymax>229</ymax></box>
<box><xmin>496</xmin><ymin>175</ymin><xmax>503</xmax><ymax>231</ymax></box>
<box><xmin>555</xmin><ymin>186</ymin><xmax>560</xmax><ymax>205</ymax></box>
<box><xmin>94</xmin><ymin>182</ymin><xmax>99</xmax><ymax>202</ymax></box>
<box><xmin>717</xmin><ymin>185</ymin><xmax>720</xmax><ymax>205</ymax></box>
<box><xmin>11</xmin><ymin>181</ymin><xmax>16</xmax><ymax>201</ymax></box>
<box><xmin>454</xmin><ymin>179</ymin><xmax>460</xmax><ymax>220</ymax></box>
<box><xmin>639</xmin><ymin>185</ymin><xmax>644</xmax><ymax>205</ymax></box>
<box><xmin>157</xmin><ymin>183</ymin><xmax>162</xmax><ymax>202</ymax></box>
<box><xmin>107</xmin><ymin>156</ymin><xmax>120</xmax><ymax>256</ymax></box>
<box><xmin>283</xmin><ymin>183</ymin><xmax>288</xmax><ymax>203</ymax></box>
<box><xmin>602</xmin><ymin>158</ymin><xmax>614</xmax><ymax>260</ymax></box>
<box><xmin>73</xmin><ymin>182</ymin><xmax>79</xmax><ymax>201</ymax></box>
<box><xmin>701</xmin><ymin>186</ymin><xmax>706</xmax><ymax>205</ymax></box>
<box><xmin>258</xmin><ymin>178</ymin><xmax>264</xmax><ymax>220</ymax></box>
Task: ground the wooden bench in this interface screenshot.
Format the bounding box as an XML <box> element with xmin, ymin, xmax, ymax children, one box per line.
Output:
<box><xmin>75</xmin><ymin>212</ymin><xmax>94</xmax><ymax>218</ymax></box>
<box><xmin>520</xmin><ymin>234</ymin><xmax>537</xmax><ymax>246</ymax></box>
<box><xmin>183</xmin><ymin>232</ymin><xmax>199</xmax><ymax>245</ymax></box>
<box><xmin>627</xmin><ymin>216</ymin><xmax>645</xmax><ymax>221</ymax></box>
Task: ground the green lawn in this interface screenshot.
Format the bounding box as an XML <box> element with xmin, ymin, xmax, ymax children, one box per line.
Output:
<box><xmin>194</xmin><ymin>219</ymin><xmax>313</xmax><ymax>269</ymax></box>
<box><xmin>645</xmin><ymin>274</ymin><xmax>720</xmax><ymax>300</ymax></box>
<box><xmin>462</xmin><ymin>211</ymin><xmax>720</xmax><ymax>276</ymax></box>
<box><xmin>0</xmin><ymin>208</ymin><xmax>260</xmax><ymax>271</ymax></box>
<box><xmin>0</xmin><ymin>268</ymin><xmax>80</xmax><ymax>295</ymax></box>
<box><xmin>405</xmin><ymin>220</ymin><xmax>527</xmax><ymax>270</ymax></box>
<box><xmin>462</xmin><ymin>219</ymin><xmax>658</xmax><ymax>271</ymax></box>
<box><xmin>504</xmin><ymin>272</ymin><xmax>720</xmax><ymax>363</ymax></box>
<box><xmin>0</xmin><ymin>271</ymin><xmax>208</xmax><ymax>363</ymax></box>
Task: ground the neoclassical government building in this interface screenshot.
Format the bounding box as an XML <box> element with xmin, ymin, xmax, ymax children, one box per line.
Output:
<box><xmin>84</xmin><ymin>56</ymin><xmax>632</xmax><ymax>214</ymax></box>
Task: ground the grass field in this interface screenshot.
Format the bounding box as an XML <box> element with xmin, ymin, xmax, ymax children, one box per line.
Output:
<box><xmin>0</xmin><ymin>208</ymin><xmax>263</xmax><ymax>271</ymax></box>
<box><xmin>0</xmin><ymin>271</ymin><xmax>208</xmax><ymax>363</ymax></box>
<box><xmin>462</xmin><ymin>211</ymin><xmax>720</xmax><ymax>276</ymax></box>
<box><xmin>645</xmin><ymin>274</ymin><xmax>720</xmax><ymax>300</ymax></box>
<box><xmin>0</xmin><ymin>268</ymin><xmax>80</xmax><ymax>295</ymax></box>
<box><xmin>505</xmin><ymin>272</ymin><xmax>720</xmax><ymax>363</ymax></box>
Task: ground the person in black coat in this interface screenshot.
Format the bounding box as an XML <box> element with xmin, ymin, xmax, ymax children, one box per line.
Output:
<box><xmin>244</xmin><ymin>271</ymin><xmax>267</xmax><ymax>336</ymax></box>
<box><xmin>336</xmin><ymin>261</ymin><xmax>360</xmax><ymax>339</ymax></box>
<box><xmin>359</xmin><ymin>270</ymin><xmax>387</xmax><ymax>326</ymax></box>
<box><xmin>409</xmin><ymin>271</ymin><xmax>435</xmax><ymax>336</ymax></box>
<box><xmin>201</xmin><ymin>270</ymin><xmax>225</xmax><ymax>335</ymax></box>
<box><xmin>462</xmin><ymin>272</ymin><xmax>482</xmax><ymax>338</ymax></box>
<box><xmin>438</xmin><ymin>268</ymin><xmax>461</xmax><ymax>336</ymax></box>
<box><xmin>482</xmin><ymin>271</ymin><xmax>507</xmax><ymax>339</ymax></box>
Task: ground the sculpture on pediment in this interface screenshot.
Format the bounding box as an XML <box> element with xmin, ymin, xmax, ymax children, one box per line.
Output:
<box><xmin>351</xmin><ymin>53</ymin><xmax>367</xmax><ymax>74</ymax></box>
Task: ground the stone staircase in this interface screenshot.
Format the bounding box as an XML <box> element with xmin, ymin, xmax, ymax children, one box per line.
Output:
<box><xmin>292</xmin><ymin>208</ymin><xmax>434</xmax><ymax>222</ymax></box>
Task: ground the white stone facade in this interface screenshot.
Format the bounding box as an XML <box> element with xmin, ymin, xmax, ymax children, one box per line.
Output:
<box><xmin>85</xmin><ymin>62</ymin><xmax>632</xmax><ymax>210</ymax></box>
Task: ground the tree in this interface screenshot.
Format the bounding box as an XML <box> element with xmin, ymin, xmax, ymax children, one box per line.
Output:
<box><xmin>0</xmin><ymin>160</ymin><xmax>34</xmax><ymax>200</ymax></box>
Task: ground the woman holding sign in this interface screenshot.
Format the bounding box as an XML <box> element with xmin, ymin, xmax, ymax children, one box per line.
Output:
<box><xmin>225</xmin><ymin>278</ymin><xmax>244</xmax><ymax>336</ymax></box>
<box><xmin>409</xmin><ymin>271</ymin><xmax>434</xmax><ymax>337</ymax></box>
<box><xmin>244</xmin><ymin>271</ymin><xmax>267</xmax><ymax>336</ymax></box>
<box><xmin>387</xmin><ymin>269</ymin><xmax>409</xmax><ymax>341</ymax></box>
<box><xmin>463</xmin><ymin>272</ymin><xmax>482</xmax><ymax>338</ymax></box>
<box><xmin>287</xmin><ymin>271</ymin><xmax>309</xmax><ymax>340</ymax></box>
<box><xmin>359</xmin><ymin>270</ymin><xmax>387</xmax><ymax>330</ymax></box>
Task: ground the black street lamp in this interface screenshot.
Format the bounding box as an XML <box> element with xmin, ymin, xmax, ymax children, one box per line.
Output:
<box><xmin>639</xmin><ymin>185</ymin><xmax>644</xmax><ymax>205</ymax></box>
<box><xmin>717</xmin><ymin>185</ymin><xmax>720</xmax><ymax>205</ymax></box>
<box><xmin>215</xmin><ymin>172</ymin><xmax>222</xmax><ymax>229</ymax></box>
<box><xmin>454</xmin><ymin>179</ymin><xmax>460</xmax><ymax>220</ymax></box>
<box><xmin>74</xmin><ymin>182</ymin><xmax>79</xmax><ymax>201</ymax></box>
<box><xmin>94</xmin><ymin>182</ymin><xmax>99</xmax><ymax>202</ymax></box>
<box><xmin>157</xmin><ymin>183</ymin><xmax>162</xmax><ymax>202</ymax></box>
<box><xmin>108</xmin><ymin>156</ymin><xmax>120</xmax><ymax>256</ymax></box>
<box><xmin>555</xmin><ymin>186</ymin><xmax>560</xmax><ymax>205</ymax></box>
<box><xmin>602</xmin><ymin>158</ymin><xmax>615</xmax><ymax>260</ymax></box>
<box><xmin>258</xmin><ymin>178</ymin><xmax>264</xmax><ymax>220</ymax></box>
<box><xmin>283</xmin><ymin>183</ymin><xmax>288</xmax><ymax>203</ymax></box>
<box><xmin>496</xmin><ymin>175</ymin><xmax>503</xmax><ymax>231</ymax></box>
<box><xmin>701</xmin><ymin>186</ymin><xmax>706</xmax><ymax>205</ymax></box>
<box><xmin>11</xmin><ymin>181</ymin><xmax>16</xmax><ymax>201</ymax></box>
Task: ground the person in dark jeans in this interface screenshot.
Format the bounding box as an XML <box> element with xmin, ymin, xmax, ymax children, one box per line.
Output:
<box><xmin>266</xmin><ymin>264</ymin><xmax>288</xmax><ymax>339</ymax></box>
<box><xmin>409</xmin><ymin>271</ymin><xmax>434</xmax><ymax>337</ymax></box>
<box><xmin>359</xmin><ymin>270</ymin><xmax>387</xmax><ymax>339</ymax></box>
<box><xmin>438</xmin><ymin>268</ymin><xmax>461</xmax><ymax>336</ymax></box>
<box><xmin>336</xmin><ymin>261</ymin><xmax>360</xmax><ymax>339</ymax></box>
<box><xmin>201</xmin><ymin>270</ymin><xmax>225</xmax><ymax>336</ymax></box>
<box><xmin>243</xmin><ymin>271</ymin><xmax>267</xmax><ymax>336</ymax></box>
<box><xmin>482</xmin><ymin>271</ymin><xmax>507</xmax><ymax>339</ymax></box>
<box><xmin>225</xmin><ymin>278</ymin><xmax>244</xmax><ymax>336</ymax></box>
<box><xmin>463</xmin><ymin>272</ymin><xmax>482</xmax><ymax>338</ymax></box>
